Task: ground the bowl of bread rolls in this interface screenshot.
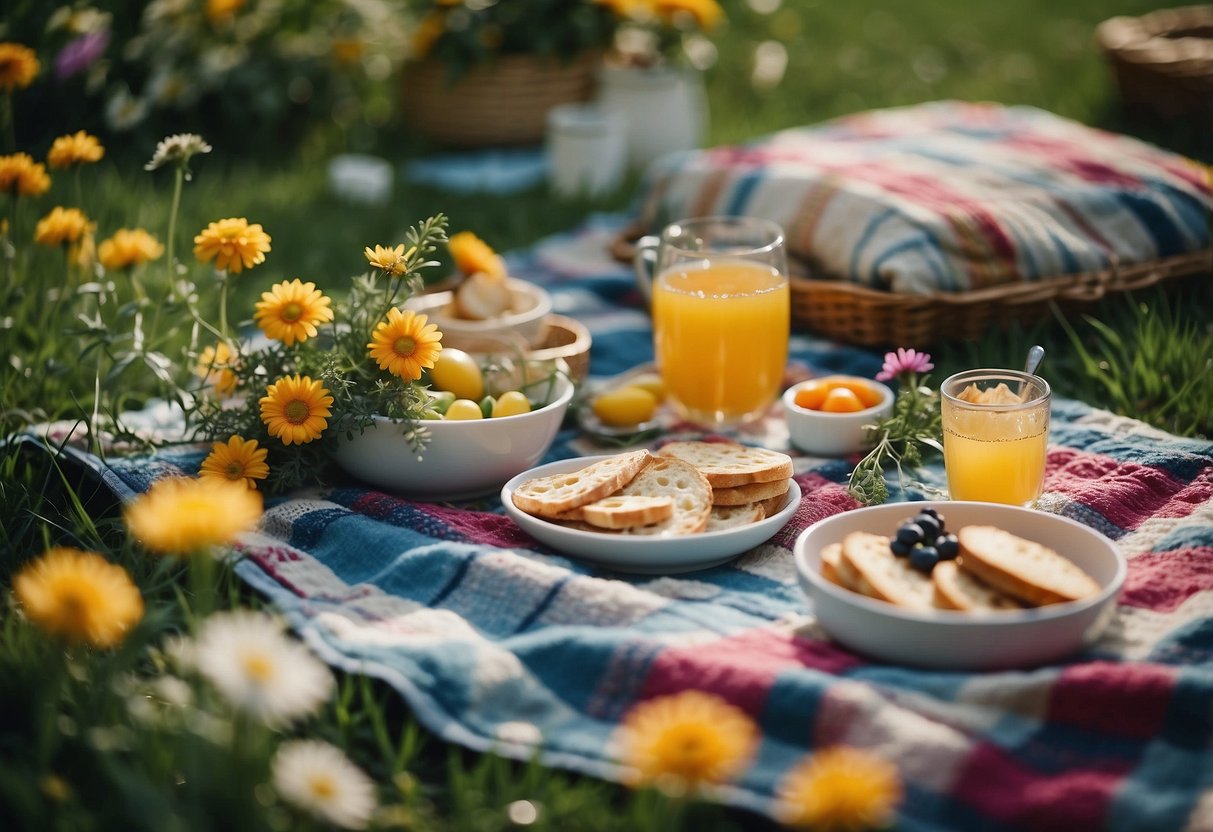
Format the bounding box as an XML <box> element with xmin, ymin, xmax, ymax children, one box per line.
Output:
<box><xmin>793</xmin><ymin>501</ymin><xmax>1125</xmax><ymax>670</ymax></box>
<box><xmin>406</xmin><ymin>274</ymin><xmax>552</xmax><ymax>351</ymax></box>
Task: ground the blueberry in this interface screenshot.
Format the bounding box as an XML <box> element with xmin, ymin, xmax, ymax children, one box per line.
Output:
<box><xmin>936</xmin><ymin>534</ymin><xmax>959</xmax><ymax>559</ymax></box>
<box><xmin>919</xmin><ymin>507</ymin><xmax>940</xmax><ymax>520</ymax></box>
<box><xmin>890</xmin><ymin>538</ymin><xmax>912</xmax><ymax>557</ymax></box>
<box><xmin>931</xmin><ymin>512</ymin><xmax>946</xmax><ymax>530</ymax></box>
<box><xmin>914</xmin><ymin>514</ymin><xmax>942</xmax><ymax>541</ymax></box>
<box><xmin>895</xmin><ymin>523</ymin><xmax>925</xmax><ymax>546</ymax></box>
<box><xmin>909</xmin><ymin>545</ymin><xmax>940</xmax><ymax>574</ymax></box>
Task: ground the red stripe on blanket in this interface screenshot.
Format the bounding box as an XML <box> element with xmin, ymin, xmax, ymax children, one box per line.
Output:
<box><xmin>769</xmin><ymin>475</ymin><xmax>861</xmax><ymax>548</ymax></box>
<box><xmin>420</xmin><ymin>503</ymin><xmax>544</xmax><ymax>549</ymax></box>
<box><xmin>1120</xmin><ymin>547</ymin><xmax>1213</xmax><ymax>612</ymax></box>
<box><xmin>638</xmin><ymin>628</ymin><xmax>863</xmax><ymax>715</ymax></box>
<box><xmin>1046</xmin><ymin>448</ymin><xmax>1201</xmax><ymax>530</ymax></box>
<box><xmin>1047</xmin><ymin>661</ymin><xmax>1176</xmax><ymax>739</ymax></box>
<box><xmin>953</xmin><ymin>743</ymin><xmax>1127</xmax><ymax>831</ymax></box>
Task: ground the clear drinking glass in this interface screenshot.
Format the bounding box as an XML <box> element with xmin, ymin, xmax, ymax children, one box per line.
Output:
<box><xmin>940</xmin><ymin>369</ymin><xmax>1051</xmax><ymax>506</ymax></box>
<box><xmin>633</xmin><ymin>216</ymin><xmax>790</xmax><ymax>427</ymax></box>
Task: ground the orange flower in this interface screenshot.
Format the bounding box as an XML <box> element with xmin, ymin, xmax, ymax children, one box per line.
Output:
<box><xmin>34</xmin><ymin>207</ymin><xmax>94</xmax><ymax>248</ymax></box>
<box><xmin>0</xmin><ymin>153</ymin><xmax>51</xmax><ymax>197</ymax></box>
<box><xmin>47</xmin><ymin>131</ymin><xmax>105</xmax><ymax>169</ymax></box>
<box><xmin>98</xmin><ymin>228</ymin><xmax>164</xmax><ymax>271</ymax></box>
<box><xmin>448</xmin><ymin>231</ymin><xmax>506</xmax><ymax>279</ymax></box>
<box><xmin>194</xmin><ymin>217</ymin><xmax>271</xmax><ymax>274</ymax></box>
<box><xmin>0</xmin><ymin>42</ymin><xmax>39</xmax><ymax>91</ymax></box>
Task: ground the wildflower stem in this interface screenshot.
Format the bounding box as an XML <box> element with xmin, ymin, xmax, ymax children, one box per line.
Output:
<box><xmin>152</xmin><ymin>166</ymin><xmax>186</xmax><ymax>346</ymax></box>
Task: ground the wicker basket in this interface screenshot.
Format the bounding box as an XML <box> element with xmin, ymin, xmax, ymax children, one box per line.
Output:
<box><xmin>1097</xmin><ymin>6</ymin><xmax>1213</xmax><ymax>117</ymax></box>
<box><xmin>531</xmin><ymin>314</ymin><xmax>591</xmax><ymax>380</ymax></box>
<box><xmin>611</xmin><ymin>227</ymin><xmax>1211</xmax><ymax>348</ymax></box>
<box><xmin>402</xmin><ymin>53</ymin><xmax>599</xmax><ymax>147</ymax></box>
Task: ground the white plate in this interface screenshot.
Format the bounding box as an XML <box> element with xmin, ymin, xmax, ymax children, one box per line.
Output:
<box><xmin>793</xmin><ymin>501</ymin><xmax>1126</xmax><ymax>670</ymax></box>
<box><xmin>501</xmin><ymin>456</ymin><xmax>803</xmax><ymax>574</ymax></box>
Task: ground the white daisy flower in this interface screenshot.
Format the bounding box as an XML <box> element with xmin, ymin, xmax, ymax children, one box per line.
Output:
<box><xmin>272</xmin><ymin>739</ymin><xmax>377</xmax><ymax>830</ymax></box>
<box><xmin>193</xmin><ymin>610</ymin><xmax>333</xmax><ymax>726</ymax></box>
<box><xmin>145</xmin><ymin>132</ymin><xmax>212</xmax><ymax>172</ymax></box>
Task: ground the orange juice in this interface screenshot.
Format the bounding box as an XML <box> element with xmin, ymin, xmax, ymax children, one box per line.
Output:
<box><xmin>942</xmin><ymin>381</ymin><xmax>1050</xmax><ymax>506</ymax></box>
<box><xmin>652</xmin><ymin>259</ymin><xmax>789</xmax><ymax>425</ymax></box>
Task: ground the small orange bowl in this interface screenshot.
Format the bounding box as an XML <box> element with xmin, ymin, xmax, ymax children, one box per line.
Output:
<box><xmin>782</xmin><ymin>376</ymin><xmax>894</xmax><ymax>457</ymax></box>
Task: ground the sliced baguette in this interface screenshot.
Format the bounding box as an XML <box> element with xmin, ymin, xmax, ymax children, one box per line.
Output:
<box><xmin>616</xmin><ymin>457</ymin><xmax>712</xmax><ymax>537</ymax></box>
<box><xmin>839</xmin><ymin>531</ymin><xmax>936</xmax><ymax>610</ymax></box>
<box><xmin>512</xmin><ymin>450</ymin><xmax>651</xmax><ymax>518</ymax></box>
<box><xmin>820</xmin><ymin>542</ymin><xmax>849</xmax><ymax>589</ymax></box>
<box><xmin>956</xmin><ymin>526</ymin><xmax>1100</xmax><ymax>606</ymax></box>
<box><xmin>932</xmin><ymin>560</ymin><xmax>1024</xmax><ymax>612</ymax></box>
<box><xmin>657</xmin><ymin>441</ymin><xmax>793</xmax><ymax>488</ymax></box>
<box><xmin>556</xmin><ymin>494</ymin><xmax>675</xmax><ymax>530</ymax></box>
<box><xmin>712</xmin><ymin>478</ymin><xmax>789</xmax><ymax>506</ymax></box>
<box><xmin>705</xmin><ymin>502</ymin><xmax>765</xmax><ymax>533</ymax></box>
<box><xmin>758</xmin><ymin>492</ymin><xmax>787</xmax><ymax>518</ymax></box>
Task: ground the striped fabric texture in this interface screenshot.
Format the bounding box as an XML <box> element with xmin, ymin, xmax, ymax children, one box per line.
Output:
<box><xmin>86</xmin><ymin>219</ymin><xmax>1213</xmax><ymax>830</ymax></box>
<box><xmin>632</xmin><ymin>101</ymin><xmax>1213</xmax><ymax>294</ymax></box>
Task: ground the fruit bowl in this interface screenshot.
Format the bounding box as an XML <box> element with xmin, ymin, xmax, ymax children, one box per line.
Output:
<box><xmin>793</xmin><ymin>501</ymin><xmax>1126</xmax><ymax>670</ymax></box>
<box><xmin>331</xmin><ymin>373</ymin><xmax>574</xmax><ymax>500</ymax></box>
<box><xmin>782</xmin><ymin>377</ymin><xmax>894</xmax><ymax>456</ymax></box>
<box><xmin>405</xmin><ymin>278</ymin><xmax>552</xmax><ymax>351</ymax></box>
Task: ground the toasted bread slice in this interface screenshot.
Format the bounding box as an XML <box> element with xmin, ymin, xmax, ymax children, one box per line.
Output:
<box><xmin>957</xmin><ymin>526</ymin><xmax>1100</xmax><ymax>606</ymax></box>
<box><xmin>839</xmin><ymin>531</ymin><xmax>936</xmax><ymax>610</ymax></box>
<box><xmin>705</xmin><ymin>502</ymin><xmax>765</xmax><ymax>533</ymax></box>
<box><xmin>820</xmin><ymin>542</ymin><xmax>849</xmax><ymax>589</ymax></box>
<box><xmin>712</xmin><ymin>478</ymin><xmax>789</xmax><ymax>506</ymax></box>
<box><xmin>512</xmin><ymin>450</ymin><xmax>651</xmax><ymax>518</ymax></box>
<box><xmin>557</xmin><ymin>494</ymin><xmax>675</xmax><ymax>530</ymax></box>
<box><xmin>617</xmin><ymin>457</ymin><xmax>712</xmax><ymax>537</ymax></box>
<box><xmin>758</xmin><ymin>492</ymin><xmax>787</xmax><ymax>518</ymax></box>
<box><xmin>932</xmin><ymin>560</ymin><xmax>1024</xmax><ymax>612</ymax></box>
<box><xmin>657</xmin><ymin>441</ymin><xmax>793</xmax><ymax>488</ymax></box>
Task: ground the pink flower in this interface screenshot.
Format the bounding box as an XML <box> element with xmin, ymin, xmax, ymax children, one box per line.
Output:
<box><xmin>876</xmin><ymin>348</ymin><xmax>933</xmax><ymax>382</ymax></box>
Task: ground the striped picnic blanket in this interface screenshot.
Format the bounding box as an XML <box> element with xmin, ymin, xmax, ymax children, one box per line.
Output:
<box><xmin>631</xmin><ymin>101</ymin><xmax>1213</xmax><ymax>293</ymax></box>
<box><xmin>72</xmin><ymin>218</ymin><xmax>1213</xmax><ymax>830</ymax></box>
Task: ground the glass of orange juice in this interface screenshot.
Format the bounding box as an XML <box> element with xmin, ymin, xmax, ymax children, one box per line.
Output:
<box><xmin>940</xmin><ymin>369</ymin><xmax>1051</xmax><ymax>506</ymax></box>
<box><xmin>634</xmin><ymin>216</ymin><xmax>790</xmax><ymax>426</ymax></box>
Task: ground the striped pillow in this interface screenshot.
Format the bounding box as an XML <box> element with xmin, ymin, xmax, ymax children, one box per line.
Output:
<box><xmin>631</xmin><ymin>101</ymin><xmax>1213</xmax><ymax>294</ymax></box>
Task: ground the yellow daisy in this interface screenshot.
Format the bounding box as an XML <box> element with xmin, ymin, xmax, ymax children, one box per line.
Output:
<box><xmin>654</xmin><ymin>0</ymin><xmax>724</xmax><ymax>30</ymax></box>
<box><xmin>0</xmin><ymin>153</ymin><xmax>51</xmax><ymax>197</ymax></box>
<box><xmin>205</xmin><ymin>0</ymin><xmax>246</xmax><ymax>25</ymax></box>
<box><xmin>196</xmin><ymin>341</ymin><xmax>239</xmax><ymax>398</ymax></box>
<box><xmin>614</xmin><ymin>690</ymin><xmax>758</xmax><ymax>793</ymax></box>
<box><xmin>367</xmin><ymin>308</ymin><xmax>443</xmax><ymax>381</ymax></box>
<box><xmin>34</xmin><ymin>207</ymin><xmax>94</xmax><ymax>249</ymax></box>
<box><xmin>448</xmin><ymin>231</ymin><xmax>506</xmax><ymax>279</ymax></box>
<box><xmin>124</xmin><ymin>476</ymin><xmax>263</xmax><ymax>556</ymax></box>
<box><xmin>775</xmin><ymin>746</ymin><xmax>903</xmax><ymax>832</ymax></box>
<box><xmin>14</xmin><ymin>547</ymin><xmax>144</xmax><ymax>649</ymax></box>
<box><xmin>199</xmin><ymin>435</ymin><xmax>269</xmax><ymax>489</ymax></box>
<box><xmin>254</xmin><ymin>279</ymin><xmax>334</xmax><ymax>346</ymax></box>
<box><xmin>364</xmin><ymin>243</ymin><xmax>414</xmax><ymax>278</ymax></box>
<box><xmin>0</xmin><ymin>42</ymin><xmax>40</xmax><ymax>92</ymax></box>
<box><xmin>260</xmin><ymin>375</ymin><xmax>334</xmax><ymax>445</ymax></box>
<box><xmin>47</xmin><ymin>130</ymin><xmax>105</xmax><ymax>169</ymax></box>
<box><xmin>98</xmin><ymin>228</ymin><xmax>164</xmax><ymax>271</ymax></box>
<box><xmin>193</xmin><ymin>217</ymin><xmax>272</xmax><ymax>274</ymax></box>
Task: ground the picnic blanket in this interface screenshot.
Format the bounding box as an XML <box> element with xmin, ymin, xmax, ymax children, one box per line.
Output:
<box><xmin>629</xmin><ymin>101</ymin><xmax>1213</xmax><ymax>294</ymax></box>
<box><xmin>52</xmin><ymin>217</ymin><xmax>1213</xmax><ymax>831</ymax></box>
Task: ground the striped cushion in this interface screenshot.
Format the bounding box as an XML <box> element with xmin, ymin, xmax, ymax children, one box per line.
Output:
<box><xmin>632</xmin><ymin>101</ymin><xmax>1213</xmax><ymax>293</ymax></box>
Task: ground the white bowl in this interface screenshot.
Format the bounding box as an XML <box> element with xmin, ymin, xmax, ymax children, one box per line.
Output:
<box><xmin>502</xmin><ymin>456</ymin><xmax>803</xmax><ymax>574</ymax></box>
<box><xmin>405</xmin><ymin>278</ymin><xmax>553</xmax><ymax>350</ymax></box>
<box><xmin>331</xmin><ymin>374</ymin><xmax>574</xmax><ymax>500</ymax></box>
<box><xmin>782</xmin><ymin>377</ymin><xmax>894</xmax><ymax>456</ymax></box>
<box><xmin>793</xmin><ymin>501</ymin><xmax>1125</xmax><ymax>670</ymax></box>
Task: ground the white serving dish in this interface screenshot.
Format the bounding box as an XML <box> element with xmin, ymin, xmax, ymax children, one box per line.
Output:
<box><xmin>405</xmin><ymin>277</ymin><xmax>552</xmax><ymax>350</ymax></box>
<box><xmin>782</xmin><ymin>377</ymin><xmax>894</xmax><ymax>456</ymax></box>
<box><xmin>332</xmin><ymin>373</ymin><xmax>574</xmax><ymax>501</ymax></box>
<box><xmin>793</xmin><ymin>501</ymin><xmax>1125</xmax><ymax>670</ymax></box>
<box><xmin>502</xmin><ymin>456</ymin><xmax>803</xmax><ymax>574</ymax></box>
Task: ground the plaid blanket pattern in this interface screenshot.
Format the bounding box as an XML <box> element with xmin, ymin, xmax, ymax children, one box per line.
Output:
<box><xmin>631</xmin><ymin>101</ymin><xmax>1213</xmax><ymax>294</ymax></box>
<box><xmin>84</xmin><ymin>218</ymin><xmax>1213</xmax><ymax>830</ymax></box>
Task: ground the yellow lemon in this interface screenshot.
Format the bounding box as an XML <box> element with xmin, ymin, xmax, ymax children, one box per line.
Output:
<box><xmin>627</xmin><ymin>372</ymin><xmax>666</xmax><ymax>402</ymax></box>
<box><xmin>592</xmin><ymin>385</ymin><xmax>657</xmax><ymax>426</ymax></box>
<box><xmin>429</xmin><ymin>348</ymin><xmax>484</xmax><ymax>401</ymax></box>
<box><xmin>444</xmin><ymin>399</ymin><xmax>484</xmax><ymax>420</ymax></box>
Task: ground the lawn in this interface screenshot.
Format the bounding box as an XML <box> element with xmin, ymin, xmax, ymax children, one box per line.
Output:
<box><xmin>2</xmin><ymin>0</ymin><xmax>1212</xmax><ymax>829</ymax></box>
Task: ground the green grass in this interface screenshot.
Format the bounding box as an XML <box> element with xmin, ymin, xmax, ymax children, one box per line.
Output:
<box><xmin>3</xmin><ymin>0</ymin><xmax>1212</xmax><ymax>829</ymax></box>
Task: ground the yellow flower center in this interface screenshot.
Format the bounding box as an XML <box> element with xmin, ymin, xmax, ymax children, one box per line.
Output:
<box><xmin>241</xmin><ymin>651</ymin><xmax>275</xmax><ymax>682</ymax></box>
<box><xmin>284</xmin><ymin>400</ymin><xmax>311</xmax><ymax>425</ymax></box>
<box><xmin>393</xmin><ymin>336</ymin><xmax>417</xmax><ymax>357</ymax></box>
<box><xmin>225</xmin><ymin>462</ymin><xmax>245</xmax><ymax>479</ymax></box>
<box><xmin>308</xmin><ymin>774</ymin><xmax>338</xmax><ymax>800</ymax></box>
<box><xmin>281</xmin><ymin>301</ymin><xmax>303</xmax><ymax>322</ymax></box>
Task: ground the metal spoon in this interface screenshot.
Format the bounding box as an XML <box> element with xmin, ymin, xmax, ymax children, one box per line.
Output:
<box><xmin>1023</xmin><ymin>344</ymin><xmax>1045</xmax><ymax>376</ymax></box>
